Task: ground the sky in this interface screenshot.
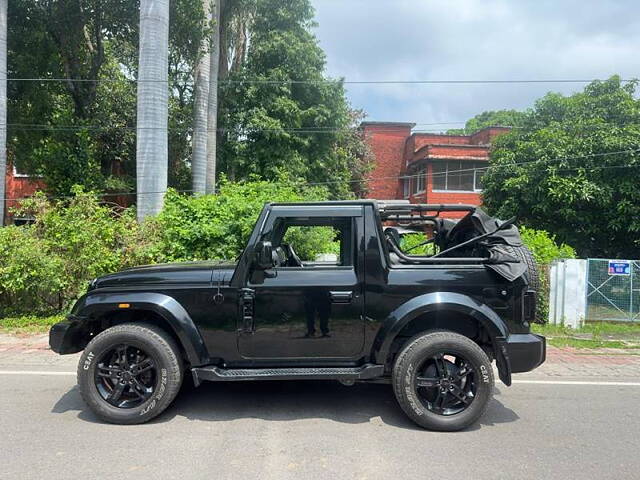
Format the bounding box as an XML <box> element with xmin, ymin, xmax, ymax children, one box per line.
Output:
<box><xmin>311</xmin><ymin>0</ymin><xmax>640</xmax><ymax>130</ymax></box>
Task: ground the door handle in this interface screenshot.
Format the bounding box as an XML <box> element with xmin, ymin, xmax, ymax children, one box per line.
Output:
<box><xmin>330</xmin><ymin>291</ymin><xmax>353</xmax><ymax>303</ymax></box>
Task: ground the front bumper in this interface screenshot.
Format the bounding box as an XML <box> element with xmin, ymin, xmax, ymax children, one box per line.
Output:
<box><xmin>505</xmin><ymin>333</ymin><xmax>546</xmax><ymax>373</ymax></box>
<box><xmin>49</xmin><ymin>316</ymin><xmax>89</xmax><ymax>354</ymax></box>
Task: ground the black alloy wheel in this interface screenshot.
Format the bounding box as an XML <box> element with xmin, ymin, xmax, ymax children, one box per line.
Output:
<box><xmin>392</xmin><ymin>331</ymin><xmax>494</xmax><ymax>431</ymax></box>
<box><xmin>94</xmin><ymin>344</ymin><xmax>157</xmax><ymax>409</ymax></box>
<box><xmin>78</xmin><ymin>323</ymin><xmax>183</xmax><ymax>424</ymax></box>
<box><xmin>414</xmin><ymin>352</ymin><xmax>477</xmax><ymax>415</ymax></box>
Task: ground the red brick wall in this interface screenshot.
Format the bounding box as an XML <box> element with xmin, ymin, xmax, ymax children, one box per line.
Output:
<box><xmin>4</xmin><ymin>165</ymin><xmax>45</xmax><ymax>224</ymax></box>
<box><xmin>363</xmin><ymin>124</ymin><xmax>412</xmax><ymax>199</ymax></box>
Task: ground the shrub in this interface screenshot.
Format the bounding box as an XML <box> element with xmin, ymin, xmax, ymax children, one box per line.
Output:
<box><xmin>0</xmin><ymin>226</ymin><xmax>66</xmax><ymax>314</ymax></box>
<box><xmin>520</xmin><ymin>226</ymin><xmax>576</xmax><ymax>323</ymax></box>
<box><xmin>519</xmin><ymin>226</ymin><xmax>576</xmax><ymax>264</ymax></box>
<box><xmin>3</xmin><ymin>188</ymin><xmax>159</xmax><ymax>314</ymax></box>
<box><xmin>155</xmin><ymin>177</ymin><xmax>330</xmax><ymax>261</ymax></box>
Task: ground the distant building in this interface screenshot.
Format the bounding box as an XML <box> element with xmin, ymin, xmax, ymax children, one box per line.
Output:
<box><xmin>3</xmin><ymin>163</ymin><xmax>44</xmax><ymax>225</ymax></box>
<box><xmin>361</xmin><ymin>122</ymin><xmax>510</xmax><ymax>218</ymax></box>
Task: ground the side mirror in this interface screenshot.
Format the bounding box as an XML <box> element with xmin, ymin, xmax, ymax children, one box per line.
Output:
<box><xmin>253</xmin><ymin>241</ymin><xmax>274</xmax><ymax>270</ymax></box>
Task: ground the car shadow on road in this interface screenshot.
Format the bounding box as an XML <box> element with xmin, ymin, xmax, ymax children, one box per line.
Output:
<box><xmin>52</xmin><ymin>381</ymin><xmax>519</xmax><ymax>431</ymax></box>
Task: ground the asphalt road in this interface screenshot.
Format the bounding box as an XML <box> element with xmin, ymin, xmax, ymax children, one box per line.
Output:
<box><xmin>1</xmin><ymin>366</ymin><xmax>639</xmax><ymax>480</ymax></box>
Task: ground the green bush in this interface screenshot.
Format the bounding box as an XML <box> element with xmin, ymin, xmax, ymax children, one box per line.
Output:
<box><xmin>520</xmin><ymin>226</ymin><xmax>576</xmax><ymax>264</ymax></box>
<box><xmin>0</xmin><ymin>226</ymin><xmax>66</xmax><ymax>313</ymax></box>
<box><xmin>520</xmin><ymin>226</ymin><xmax>576</xmax><ymax>323</ymax></box>
<box><xmin>155</xmin><ymin>177</ymin><xmax>329</xmax><ymax>261</ymax></box>
<box><xmin>1</xmin><ymin>188</ymin><xmax>159</xmax><ymax>315</ymax></box>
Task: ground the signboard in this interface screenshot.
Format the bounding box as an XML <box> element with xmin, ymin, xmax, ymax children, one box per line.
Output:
<box><xmin>608</xmin><ymin>260</ymin><xmax>631</xmax><ymax>276</ymax></box>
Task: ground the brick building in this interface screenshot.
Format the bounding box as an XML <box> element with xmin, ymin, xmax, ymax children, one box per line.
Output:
<box><xmin>362</xmin><ymin>122</ymin><xmax>510</xmax><ymax>218</ymax></box>
<box><xmin>3</xmin><ymin>163</ymin><xmax>44</xmax><ymax>225</ymax></box>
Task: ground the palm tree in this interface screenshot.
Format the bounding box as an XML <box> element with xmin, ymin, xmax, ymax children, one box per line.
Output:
<box><xmin>205</xmin><ymin>0</ymin><xmax>223</xmax><ymax>194</ymax></box>
<box><xmin>136</xmin><ymin>0</ymin><xmax>170</xmax><ymax>221</ymax></box>
<box><xmin>0</xmin><ymin>0</ymin><xmax>6</xmax><ymax>227</ymax></box>
<box><xmin>191</xmin><ymin>0</ymin><xmax>211</xmax><ymax>195</ymax></box>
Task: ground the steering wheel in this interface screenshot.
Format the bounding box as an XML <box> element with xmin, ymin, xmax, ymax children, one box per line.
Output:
<box><xmin>283</xmin><ymin>243</ymin><xmax>304</xmax><ymax>267</ymax></box>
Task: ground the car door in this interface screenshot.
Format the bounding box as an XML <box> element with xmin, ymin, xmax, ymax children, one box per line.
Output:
<box><xmin>238</xmin><ymin>206</ymin><xmax>365</xmax><ymax>361</ymax></box>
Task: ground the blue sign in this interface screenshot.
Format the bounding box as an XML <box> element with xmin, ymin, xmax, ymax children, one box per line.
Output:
<box><xmin>608</xmin><ymin>260</ymin><xmax>631</xmax><ymax>276</ymax></box>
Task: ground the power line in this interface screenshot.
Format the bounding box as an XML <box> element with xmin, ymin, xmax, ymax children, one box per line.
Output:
<box><xmin>2</xmin><ymin>121</ymin><xmax>638</xmax><ymax>135</ymax></box>
<box><xmin>5</xmin><ymin>77</ymin><xmax>638</xmax><ymax>85</ymax></box>
<box><xmin>4</xmin><ymin>148</ymin><xmax>639</xmax><ymax>202</ymax></box>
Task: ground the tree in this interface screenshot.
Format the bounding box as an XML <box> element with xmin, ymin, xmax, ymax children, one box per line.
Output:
<box><xmin>217</xmin><ymin>0</ymin><xmax>370</xmax><ymax>199</ymax></box>
<box><xmin>447</xmin><ymin>109</ymin><xmax>525</xmax><ymax>135</ymax></box>
<box><xmin>191</xmin><ymin>0</ymin><xmax>212</xmax><ymax>194</ymax></box>
<box><xmin>205</xmin><ymin>0</ymin><xmax>223</xmax><ymax>194</ymax></box>
<box><xmin>7</xmin><ymin>0</ymin><xmax>206</xmax><ymax>198</ymax></box>
<box><xmin>0</xmin><ymin>0</ymin><xmax>6</xmax><ymax>226</ymax></box>
<box><xmin>481</xmin><ymin>76</ymin><xmax>640</xmax><ymax>257</ymax></box>
<box><xmin>136</xmin><ymin>0</ymin><xmax>170</xmax><ymax>220</ymax></box>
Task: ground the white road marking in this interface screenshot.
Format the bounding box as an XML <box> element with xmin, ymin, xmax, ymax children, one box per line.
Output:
<box><xmin>0</xmin><ymin>370</ymin><xmax>75</xmax><ymax>376</ymax></box>
<box><xmin>0</xmin><ymin>370</ymin><xmax>639</xmax><ymax>386</ymax></box>
<box><xmin>513</xmin><ymin>379</ymin><xmax>640</xmax><ymax>386</ymax></box>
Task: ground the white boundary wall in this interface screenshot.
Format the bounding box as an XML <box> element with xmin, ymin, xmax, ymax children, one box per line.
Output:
<box><xmin>548</xmin><ymin>259</ymin><xmax>587</xmax><ymax>328</ymax></box>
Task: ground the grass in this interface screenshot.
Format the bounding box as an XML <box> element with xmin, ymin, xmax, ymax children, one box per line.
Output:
<box><xmin>533</xmin><ymin>321</ymin><xmax>640</xmax><ymax>349</ymax></box>
<box><xmin>0</xmin><ymin>315</ymin><xmax>65</xmax><ymax>335</ymax></box>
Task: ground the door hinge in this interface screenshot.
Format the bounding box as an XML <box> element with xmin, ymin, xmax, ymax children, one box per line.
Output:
<box><xmin>239</xmin><ymin>288</ymin><xmax>255</xmax><ymax>333</ymax></box>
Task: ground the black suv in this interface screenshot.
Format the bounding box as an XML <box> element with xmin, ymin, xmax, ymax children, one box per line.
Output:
<box><xmin>50</xmin><ymin>201</ymin><xmax>545</xmax><ymax>431</ymax></box>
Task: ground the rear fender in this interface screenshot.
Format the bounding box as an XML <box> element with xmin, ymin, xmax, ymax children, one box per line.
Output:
<box><xmin>71</xmin><ymin>292</ymin><xmax>209</xmax><ymax>366</ymax></box>
<box><xmin>371</xmin><ymin>292</ymin><xmax>512</xmax><ymax>384</ymax></box>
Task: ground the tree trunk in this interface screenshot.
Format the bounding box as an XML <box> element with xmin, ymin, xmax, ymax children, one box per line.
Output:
<box><xmin>0</xmin><ymin>0</ymin><xmax>6</xmax><ymax>226</ymax></box>
<box><xmin>136</xmin><ymin>0</ymin><xmax>170</xmax><ymax>221</ymax></box>
<box><xmin>191</xmin><ymin>0</ymin><xmax>212</xmax><ymax>195</ymax></box>
<box><xmin>205</xmin><ymin>0</ymin><xmax>223</xmax><ymax>194</ymax></box>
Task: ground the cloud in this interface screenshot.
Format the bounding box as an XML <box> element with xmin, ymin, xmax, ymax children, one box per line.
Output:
<box><xmin>311</xmin><ymin>0</ymin><xmax>640</xmax><ymax>127</ymax></box>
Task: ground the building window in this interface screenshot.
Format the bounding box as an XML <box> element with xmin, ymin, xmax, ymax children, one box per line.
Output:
<box><xmin>412</xmin><ymin>167</ymin><xmax>426</xmax><ymax>194</ymax></box>
<box><xmin>432</xmin><ymin>161</ymin><xmax>486</xmax><ymax>192</ymax></box>
<box><xmin>402</xmin><ymin>177</ymin><xmax>411</xmax><ymax>198</ymax></box>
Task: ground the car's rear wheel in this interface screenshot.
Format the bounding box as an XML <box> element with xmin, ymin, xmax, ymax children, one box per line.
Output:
<box><xmin>77</xmin><ymin>323</ymin><xmax>183</xmax><ymax>424</ymax></box>
<box><xmin>392</xmin><ymin>331</ymin><xmax>494</xmax><ymax>431</ymax></box>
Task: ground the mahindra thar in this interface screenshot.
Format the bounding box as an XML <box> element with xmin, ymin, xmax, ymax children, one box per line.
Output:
<box><xmin>50</xmin><ymin>200</ymin><xmax>545</xmax><ymax>431</ymax></box>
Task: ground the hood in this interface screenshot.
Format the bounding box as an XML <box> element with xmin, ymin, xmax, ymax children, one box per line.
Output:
<box><xmin>93</xmin><ymin>261</ymin><xmax>236</xmax><ymax>289</ymax></box>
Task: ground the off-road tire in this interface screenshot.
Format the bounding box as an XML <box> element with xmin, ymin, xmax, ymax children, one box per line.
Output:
<box><xmin>392</xmin><ymin>331</ymin><xmax>494</xmax><ymax>431</ymax></box>
<box><xmin>77</xmin><ymin>323</ymin><xmax>183</xmax><ymax>425</ymax></box>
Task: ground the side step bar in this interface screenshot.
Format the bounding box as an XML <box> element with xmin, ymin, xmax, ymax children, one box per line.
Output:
<box><xmin>191</xmin><ymin>364</ymin><xmax>384</xmax><ymax>386</ymax></box>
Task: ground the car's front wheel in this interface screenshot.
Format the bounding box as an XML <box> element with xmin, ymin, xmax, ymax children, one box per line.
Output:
<box><xmin>77</xmin><ymin>323</ymin><xmax>183</xmax><ymax>424</ymax></box>
<box><xmin>392</xmin><ymin>331</ymin><xmax>494</xmax><ymax>431</ymax></box>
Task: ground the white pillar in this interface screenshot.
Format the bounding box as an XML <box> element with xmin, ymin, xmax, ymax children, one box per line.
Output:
<box><xmin>548</xmin><ymin>259</ymin><xmax>587</xmax><ymax>328</ymax></box>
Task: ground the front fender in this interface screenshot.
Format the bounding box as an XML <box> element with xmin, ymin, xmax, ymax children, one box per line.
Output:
<box><xmin>71</xmin><ymin>291</ymin><xmax>209</xmax><ymax>366</ymax></box>
<box><xmin>371</xmin><ymin>292</ymin><xmax>509</xmax><ymax>367</ymax></box>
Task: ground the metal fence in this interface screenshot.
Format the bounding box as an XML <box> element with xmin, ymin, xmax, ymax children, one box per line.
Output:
<box><xmin>586</xmin><ymin>259</ymin><xmax>640</xmax><ymax>322</ymax></box>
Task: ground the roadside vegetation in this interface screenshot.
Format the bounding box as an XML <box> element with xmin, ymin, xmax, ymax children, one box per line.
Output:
<box><xmin>0</xmin><ymin>179</ymin><xmax>334</xmax><ymax>326</ymax></box>
<box><xmin>533</xmin><ymin>322</ymin><xmax>640</xmax><ymax>350</ymax></box>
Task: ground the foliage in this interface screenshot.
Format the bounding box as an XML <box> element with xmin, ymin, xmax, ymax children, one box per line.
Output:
<box><xmin>7</xmin><ymin>0</ymin><xmax>206</xmax><ymax>196</ymax></box>
<box><xmin>0</xmin><ymin>189</ymin><xmax>160</xmax><ymax>315</ymax></box>
<box><xmin>447</xmin><ymin>110</ymin><xmax>525</xmax><ymax>135</ymax></box>
<box><xmin>155</xmin><ymin>177</ymin><xmax>329</xmax><ymax>261</ymax></box>
<box><xmin>481</xmin><ymin>76</ymin><xmax>640</xmax><ymax>257</ymax></box>
<box><xmin>217</xmin><ymin>0</ymin><xmax>372</xmax><ymax>198</ymax></box>
<box><xmin>0</xmin><ymin>226</ymin><xmax>66</xmax><ymax>313</ymax></box>
<box><xmin>519</xmin><ymin>227</ymin><xmax>576</xmax><ymax>264</ymax></box>
<box><xmin>0</xmin><ymin>315</ymin><xmax>65</xmax><ymax>334</ymax></box>
<box><xmin>399</xmin><ymin>233</ymin><xmax>436</xmax><ymax>255</ymax></box>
